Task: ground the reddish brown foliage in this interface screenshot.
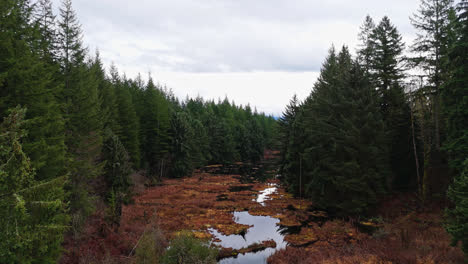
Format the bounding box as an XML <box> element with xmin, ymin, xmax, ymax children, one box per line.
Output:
<box><xmin>268</xmin><ymin>196</ymin><xmax>464</xmax><ymax>264</ymax></box>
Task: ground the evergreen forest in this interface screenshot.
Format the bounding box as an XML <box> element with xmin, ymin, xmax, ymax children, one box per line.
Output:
<box><xmin>1</xmin><ymin>0</ymin><xmax>467</xmax><ymax>263</ymax></box>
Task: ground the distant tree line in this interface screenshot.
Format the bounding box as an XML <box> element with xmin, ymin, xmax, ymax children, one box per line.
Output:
<box><xmin>277</xmin><ymin>0</ymin><xmax>467</xmax><ymax>255</ymax></box>
<box><xmin>0</xmin><ymin>0</ymin><xmax>276</xmax><ymax>262</ymax></box>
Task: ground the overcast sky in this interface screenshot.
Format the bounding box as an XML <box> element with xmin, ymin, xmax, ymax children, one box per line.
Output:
<box><xmin>52</xmin><ymin>0</ymin><xmax>421</xmax><ymax>116</ymax></box>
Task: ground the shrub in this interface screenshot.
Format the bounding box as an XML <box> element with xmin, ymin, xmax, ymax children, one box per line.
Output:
<box><xmin>160</xmin><ymin>231</ymin><xmax>218</xmax><ymax>264</ymax></box>
<box><xmin>135</xmin><ymin>227</ymin><xmax>167</xmax><ymax>264</ymax></box>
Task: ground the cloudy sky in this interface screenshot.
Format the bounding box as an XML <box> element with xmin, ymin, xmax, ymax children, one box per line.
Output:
<box><xmin>52</xmin><ymin>0</ymin><xmax>420</xmax><ymax>116</ymax></box>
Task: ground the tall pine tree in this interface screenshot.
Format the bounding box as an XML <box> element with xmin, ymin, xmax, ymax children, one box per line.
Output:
<box><xmin>58</xmin><ymin>0</ymin><xmax>103</xmax><ymax>224</ymax></box>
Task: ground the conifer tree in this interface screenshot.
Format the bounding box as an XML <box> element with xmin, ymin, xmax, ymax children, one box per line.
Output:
<box><xmin>170</xmin><ymin>111</ymin><xmax>193</xmax><ymax>178</ymax></box>
<box><xmin>57</xmin><ymin>0</ymin><xmax>103</xmax><ymax>222</ymax></box>
<box><xmin>0</xmin><ymin>107</ymin><xmax>68</xmax><ymax>263</ymax></box>
<box><xmin>0</xmin><ymin>0</ymin><xmax>67</xmax><ymax>182</ymax></box>
<box><xmin>278</xmin><ymin>95</ymin><xmax>300</xmax><ymax>176</ymax></box>
<box><xmin>101</xmin><ymin>129</ymin><xmax>132</xmax><ymax>223</ymax></box>
<box><xmin>357</xmin><ymin>15</ymin><xmax>376</xmax><ymax>75</ymax></box>
<box><xmin>141</xmin><ymin>77</ymin><xmax>171</xmax><ymax>179</ymax></box>
<box><xmin>301</xmin><ymin>46</ymin><xmax>389</xmax><ymax>215</ymax></box>
<box><xmin>33</xmin><ymin>0</ymin><xmax>59</xmax><ymax>62</ymax></box>
<box><xmin>445</xmin><ymin>159</ymin><xmax>468</xmax><ymax>257</ymax></box>
<box><xmin>365</xmin><ymin>16</ymin><xmax>416</xmax><ymax>189</ymax></box>
<box><xmin>110</xmin><ymin>67</ymin><xmax>141</xmax><ymax>167</ymax></box>
<box><xmin>442</xmin><ymin>0</ymin><xmax>468</xmax><ymax>173</ymax></box>
<box><xmin>411</xmin><ymin>0</ymin><xmax>455</xmax><ymax>150</ymax></box>
<box><xmin>92</xmin><ymin>54</ymin><xmax>119</xmax><ymax>133</ymax></box>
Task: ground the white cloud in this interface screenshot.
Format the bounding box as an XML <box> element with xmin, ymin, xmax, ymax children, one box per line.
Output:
<box><xmin>51</xmin><ymin>0</ymin><xmax>421</xmax><ymax>115</ymax></box>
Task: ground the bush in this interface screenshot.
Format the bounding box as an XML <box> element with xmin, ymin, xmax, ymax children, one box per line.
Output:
<box><xmin>161</xmin><ymin>231</ymin><xmax>218</xmax><ymax>264</ymax></box>
<box><xmin>135</xmin><ymin>227</ymin><xmax>167</xmax><ymax>264</ymax></box>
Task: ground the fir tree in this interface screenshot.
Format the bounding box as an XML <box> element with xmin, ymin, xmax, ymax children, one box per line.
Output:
<box><xmin>0</xmin><ymin>107</ymin><xmax>68</xmax><ymax>263</ymax></box>
<box><xmin>140</xmin><ymin>77</ymin><xmax>171</xmax><ymax>179</ymax></box>
<box><xmin>366</xmin><ymin>16</ymin><xmax>416</xmax><ymax>190</ymax></box>
<box><xmin>0</xmin><ymin>0</ymin><xmax>67</xmax><ymax>182</ymax></box>
<box><xmin>170</xmin><ymin>111</ymin><xmax>193</xmax><ymax>178</ymax></box>
<box><xmin>411</xmin><ymin>0</ymin><xmax>455</xmax><ymax>151</ymax></box>
<box><xmin>445</xmin><ymin>159</ymin><xmax>468</xmax><ymax>257</ymax></box>
<box><xmin>57</xmin><ymin>0</ymin><xmax>103</xmax><ymax>223</ymax></box>
<box><xmin>102</xmin><ymin>129</ymin><xmax>132</xmax><ymax>223</ymax></box>
<box><xmin>114</xmin><ymin>76</ymin><xmax>140</xmax><ymax>168</ymax></box>
<box><xmin>306</xmin><ymin>47</ymin><xmax>388</xmax><ymax>215</ymax></box>
<box><xmin>357</xmin><ymin>15</ymin><xmax>376</xmax><ymax>75</ymax></box>
<box><xmin>442</xmin><ymin>0</ymin><xmax>468</xmax><ymax>173</ymax></box>
<box><xmin>33</xmin><ymin>0</ymin><xmax>59</xmax><ymax>62</ymax></box>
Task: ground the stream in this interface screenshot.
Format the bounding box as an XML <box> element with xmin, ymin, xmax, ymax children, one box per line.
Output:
<box><xmin>209</xmin><ymin>184</ymin><xmax>288</xmax><ymax>264</ymax></box>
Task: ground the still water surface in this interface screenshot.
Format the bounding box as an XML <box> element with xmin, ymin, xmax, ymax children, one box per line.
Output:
<box><xmin>209</xmin><ymin>184</ymin><xmax>288</xmax><ymax>264</ymax></box>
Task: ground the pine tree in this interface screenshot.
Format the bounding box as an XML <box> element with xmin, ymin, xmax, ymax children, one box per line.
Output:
<box><xmin>33</xmin><ymin>0</ymin><xmax>59</xmax><ymax>62</ymax></box>
<box><xmin>170</xmin><ymin>111</ymin><xmax>193</xmax><ymax>178</ymax></box>
<box><xmin>92</xmin><ymin>54</ymin><xmax>119</xmax><ymax>133</ymax></box>
<box><xmin>298</xmin><ymin>46</ymin><xmax>389</xmax><ymax>215</ymax></box>
<box><xmin>0</xmin><ymin>107</ymin><xmax>68</xmax><ymax>263</ymax></box>
<box><xmin>278</xmin><ymin>95</ymin><xmax>300</xmax><ymax>177</ymax></box>
<box><xmin>0</xmin><ymin>0</ymin><xmax>67</xmax><ymax>182</ymax></box>
<box><xmin>411</xmin><ymin>0</ymin><xmax>455</xmax><ymax>151</ymax></box>
<box><xmin>445</xmin><ymin>159</ymin><xmax>468</xmax><ymax>257</ymax></box>
<box><xmin>366</xmin><ymin>16</ymin><xmax>416</xmax><ymax>190</ymax></box>
<box><xmin>442</xmin><ymin>0</ymin><xmax>468</xmax><ymax>173</ymax></box>
<box><xmin>57</xmin><ymin>0</ymin><xmax>103</xmax><ymax>222</ymax></box>
<box><xmin>101</xmin><ymin>129</ymin><xmax>132</xmax><ymax>223</ymax></box>
<box><xmin>140</xmin><ymin>77</ymin><xmax>171</xmax><ymax>179</ymax></box>
<box><xmin>110</xmin><ymin>67</ymin><xmax>141</xmax><ymax>168</ymax></box>
<box><xmin>357</xmin><ymin>15</ymin><xmax>376</xmax><ymax>75</ymax></box>
<box><xmin>369</xmin><ymin>16</ymin><xmax>405</xmax><ymax>111</ymax></box>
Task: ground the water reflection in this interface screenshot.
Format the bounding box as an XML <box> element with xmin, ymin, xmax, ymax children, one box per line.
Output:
<box><xmin>210</xmin><ymin>184</ymin><xmax>287</xmax><ymax>264</ymax></box>
<box><xmin>255</xmin><ymin>184</ymin><xmax>277</xmax><ymax>206</ymax></box>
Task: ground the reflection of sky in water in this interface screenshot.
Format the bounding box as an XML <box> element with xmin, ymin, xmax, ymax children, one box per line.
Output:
<box><xmin>255</xmin><ymin>183</ymin><xmax>277</xmax><ymax>206</ymax></box>
<box><xmin>209</xmin><ymin>184</ymin><xmax>287</xmax><ymax>264</ymax></box>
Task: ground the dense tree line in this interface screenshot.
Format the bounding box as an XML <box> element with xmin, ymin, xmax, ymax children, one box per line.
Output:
<box><xmin>0</xmin><ymin>0</ymin><xmax>276</xmax><ymax>262</ymax></box>
<box><xmin>278</xmin><ymin>0</ymin><xmax>467</xmax><ymax>255</ymax></box>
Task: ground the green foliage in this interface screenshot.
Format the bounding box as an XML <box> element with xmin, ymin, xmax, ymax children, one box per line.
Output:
<box><xmin>0</xmin><ymin>0</ymin><xmax>67</xmax><ymax>182</ymax></box>
<box><xmin>442</xmin><ymin>0</ymin><xmax>468</xmax><ymax>173</ymax></box>
<box><xmin>115</xmin><ymin>75</ymin><xmax>140</xmax><ymax>168</ymax></box>
<box><xmin>0</xmin><ymin>107</ymin><xmax>68</xmax><ymax>263</ymax></box>
<box><xmin>170</xmin><ymin>111</ymin><xmax>193</xmax><ymax>178</ymax></box>
<box><xmin>443</xmin><ymin>2</ymin><xmax>468</xmax><ymax>258</ymax></box>
<box><xmin>135</xmin><ymin>227</ymin><xmax>167</xmax><ymax>264</ymax></box>
<box><xmin>161</xmin><ymin>231</ymin><xmax>218</xmax><ymax>264</ymax></box>
<box><xmin>58</xmin><ymin>0</ymin><xmax>104</xmax><ymax>221</ymax></box>
<box><xmin>102</xmin><ymin>129</ymin><xmax>132</xmax><ymax>213</ymax></box>
<box><xmin>302</xmin><ymin>47</ymin><xmax>388</xmax><ymax>215</ymax></box>
<box><xmin>445</xmin><ymin>159</ymin><xmax>468</xmax><ymax>257</ymax></box>
<box><xmin>140</xmin><ymin>78</ymin><xmax>171</xmax><ymax>178</ymax></box>
<box><xmin>362</xmin><ymin>15</ymin><xmax>416</xmax><ymax>189</ymax></box>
